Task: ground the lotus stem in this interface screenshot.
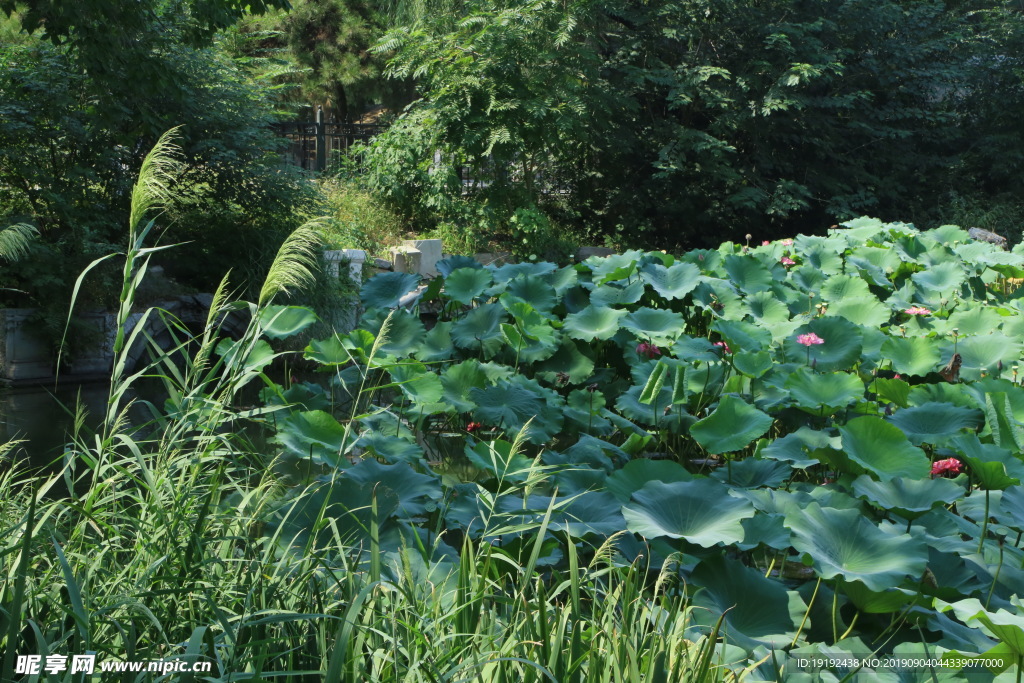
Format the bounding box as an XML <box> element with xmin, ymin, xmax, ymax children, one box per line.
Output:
<box><xmin>978</xmin><ymin>488</ymin><xmax>991</xmax><ymax>555</ymax></box>
<box><xmin>790</xmin><ymin>577</ymin><xmax>820</xmax><ymax>648</ymax></box>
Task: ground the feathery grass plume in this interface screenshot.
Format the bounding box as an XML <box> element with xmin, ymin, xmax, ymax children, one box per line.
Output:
<box><xmin>259</xmin><ymin>221</ymin><xmax>323</xmax><ymax>306</ymax></box>
<box><xmin>128</xmin><ymin>128</ymin><xmax>184</xmax><ymax>237</ymax></box>
<box><xmin>0</xmin><ymin>223</ymin><xmax>38</xmax><ymax>262</ymax></box>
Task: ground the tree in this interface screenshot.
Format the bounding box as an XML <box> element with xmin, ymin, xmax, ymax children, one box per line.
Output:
<box><xmin>363</xmin><ymin>0</ymin><xmax>1006</xmax><ymax>249</ymax></box>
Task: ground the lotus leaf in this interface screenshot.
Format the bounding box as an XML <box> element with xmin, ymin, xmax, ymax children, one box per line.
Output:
<box><xmin>690</xmin><ymin>395</ymin><xmax>773</xmax><ymax>454</ymax></box>
<box><xmin>606</xmin><ymin>459</ymin><xmax>692</xmax><ymax>502</ymax></box>
<box><xmin>852</xmin><ymin>475</ymin><xmax>964</xmax><ymax>519</ymax></box>
<box><xmin>881</xmin><ymin>336</ymin><xmax>942</xmax><ymax>377</ymax></box>
<box><xmin>640</xmin><ymin>262</ymin><xmax>701</xmax><ymax>300</ymax></box>
<box><xmin>361</xmin><ymin>271</ymin><xmax>421</xmax><ymax>309</ymax></box>
<box><xmin>444</xmin><ymin>267</ymin><xmax>493</xmax><ymax>305</ymax></box>
<box><xmin>788</xmin><ymin>503</ymin><xmax>928</xmax><ymax>591</ymax></box>
<box><xmin>723</xmin><ymin>254</ymin><xmax>774</xmax><ymax>294</ymax></box>
<box><xmin>259</xmin><ymin>305</ymin><xmax>317</xmax><ymax>339</ymax></box>
<box><xmin>590</xmin><ymin>279</ymin><xmax>645</xmax><ymax>307</ymax></box>
<box><xmin>451</xmin><ymin>303</ymin><xmax>506</xmax><ymax>357</ymax></box>
<box><xmin>783</xmin><ymin>317</ymin><xmax>863</xmax><ymax>371</ymax></box>
<box><xmin>622</xmin><ymin>479</ymin><xmax>755</xmax><ymax>546</ymax></box>
<box><xmin>785</xmin><ymin>368</ymin><xmax>865</xmax><ymax>413</ymax></box>
<box><xmin>886</xmin><ymin>402</ymin><xmax>984</xmax><ymax>445</ymax></box>
<box><xmin>839</xmin><ymin>416</ymin><xmax>930</xmax><ymax>480</ymax></box>
<box><xmin>689</xmin><ymin>555</ymin><xmax>805</xmax><ymax>651</ymax></box>
<box><xmin>563</xmin><ymin>305</ymin><xmax>626</xmax><ymax>341</ymax></box>
<box><xmin>620</xmin><ymin>307</ymin><xmax>686</xmax><ymax>345</ymax></box>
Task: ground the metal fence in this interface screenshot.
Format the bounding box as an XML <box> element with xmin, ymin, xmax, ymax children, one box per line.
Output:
<box><xmin>271</xmin><ymin>108</ymin><xmax>386</xmax><ymax>172</ymax></box>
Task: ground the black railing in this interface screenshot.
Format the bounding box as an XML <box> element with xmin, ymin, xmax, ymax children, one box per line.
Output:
<box><xmin>272</xmin><ymin>108</ymin><xmax>386</xmax><ymax>172</ymax></box>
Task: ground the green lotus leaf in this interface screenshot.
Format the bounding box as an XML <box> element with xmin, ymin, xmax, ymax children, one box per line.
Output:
<box><xmin>451</xmin><ymin>303</ymin><xmax>506</xmax><ymax>358</ymax></box>
<box><xmin>733</xmin><ymin>350</ymin><xmax>774</xmax><ymax>378</ymax></box>
<box><xmin>838</xmin><ymin>416</ymin><xmax>930</xmax><ymax>481</ymax></box>
<box><xmin>953</xmin><ymin>334</ymin><xmax>1023</xmax><ymax>381</ymax></box>
<box><xmin>692</xmin><ymin>279</ymin><xmax>745</xmax><ymax>320</ymax></box>
<box><xmin>586</xmin><ymin>250</ymin><xmax>642</xmax><ymax>283</ymax></box>
<box><xmin>821</xmin><ymin>274</ymin><xmax>872</xmax><ymax>301</ymax></box>
<box><xmin>304</xmin><ymin>333</ymin><xmax>354</xmax><ymax>366</ymax></box>
<box><xmin>759</xmin><ymin>427</ymin><xmax>836</xmax><ymax>469</ymax></box>
<box><xmin>712</xmin><ymin>318</ymin><xmax>774</xmax><ymax>353</ymax></box>
<box><xmin>852</xmin><ymin>475</ymin><xmax>965</xmax><ymax>520</ymax></box>
<box><xmin>640</xmin><ymin>262</ymin><xmax>702</xmax><ymax>300</ymax></box>
<box><xmin>436</xmin><ymin>255</ymin><xmax>482</xmax><ymax>277</ymax></box>
<box><xmin>873</xmin><ymin>377</ymin><xmax>911</xmax><ymax>408</ymax></box>
<box><xmin>791</xmin><ymin>266</ymin><xmax>828</xmax><ymax>294</ymax></box>
<box><xmin>723</xmin><ymin>254</ymin><xmax>775</xmax><ymax>294</ymax></box>
<box><xmin>546</xmin><ymin>265</ymin><xmax>578</xmax><ymax>294</ymax></box>
<box><xmin>622</xmin><ymin>479</ymin><xmax>755</xmax><ymax>546</ymax></box>
<box><xmin>563</xmin><ymin>305</ymin><xmax>626</xmax><ymax>341</ymax></box>
<box><xmin>259</xmin><ymin>305</ymin><xmax>317</xmax><ymax>340</ymax></box>
<box><xmin>784</xmin><ymin>368</ymin><xmax>865</xmax><ymax>412</ymax></box>
<box><xmin>711</xmin><ymin>458</ymin><xmax>792</xmax><ymax>489</ymax></box>
<box><xmin>673</xmin><ymin>336</ymin><xmax>721</xmax><ymax>362</ymax></box>
<box><xmin>606</xmin><ymin>459</ymin><xmax>692</xmax><ymax>502</ymax></box>
<box><xmin>535</xmin><ymin>338</ymin><xmax>595</xmax><ymax>384</ymax></box>
<box><xmin>491</xmin><ymin>261</ymin><xmax>557</xmax><ymax>283</ymax></box>
<box><xmin>269</xmin><ymin>478</ymin><xmax>400</xmax><ymax>552</ymax></box>
<box><xmin>273</xmin><ymin>409</ymin><xmax>348</xmax><ymax>467</ymax></box>
<box><xmin>911</xmin><ymin>261</ymin><xmax>965</xmax><ymax>295</ymax></box>
<box><xmin>825</xmin><ymin>297</ymin><xmax>891</xmax><ymax>327</ymax></box>
<box><xmin>962</xmin><ymin>457</ymin><xmax>1020</xmax><ymax>491</ymax></box>
<box><xmin>616</xmin><ymin>384</ymin><xmax>674</xmax><ymax>426</ymax></box>
<box><xmin>544</xmin><ymin>491</ymin><xmax>627</xmax><ymax>537</ymax></box>
<box><xmin>881</xmin><ymin>336</ymin><xmax>942</xmax><ymax>377</ymax></box>
<box><xmin>845</xmin><ymin>255</ymin><xmax>892</xmax><ymax>288</ymax></box>
<box><xmin>342</xmin><ymin>459</ymin><xmax>441</xmax><ymax>518</ymax></box>
<box><xmin>979</xmin><ymin>392</ymin><xmax>1024</xmax><ymax>452</ymax></box>
<box><xmin>947</xmin><ymin>306</ymin><xmax>1004</xmax><ymax>337</ymax></box>
<box><xmin>387</xmin><ymin>362</ymin><xmax>445</xmax><ymax>405</ymax></box>
<box><xmin>799</xmin><ymin>243</ymin><xmax>844</xmax><ymax>275</ymax></box>
<box><xmin>745</xmin><ymin>290</ymin><xmax>791</xmax><ymax>323</ymax></box>
<box><xmin>620</xmin><ymin>308</ymin><xmax>686</xmax><ymax>345</ymax></box>
<box><xmin>500</xmin><ymin>315</ymin><xmax>561</xmax><ymax>363</ymax></box>
<box><xmin>590</xmin><ymin>279</ymin><xmax>645</xmax><ymax>307</ymax></box>
<box><xmin>216</xmin><ymin>338</ymin><xmax>275</xmax><ymax>374</ymax></box>
<box><xmin>361</xmin><ymin>309</ymin><xmax>425</xmax><ymax>357</ymax></box>
<box><xmin>886</xmin><ymin>402</ymin><xmax>984</xmax><ymax>445</ymax></box>
<box><xmin>261</xmin><ymin>381</ymin><xmax>332</xmax><ymax>412</ymax></box>
<box><xmin>738</xmin><ymin>513</ymin><xmax>791</xmax><ymax>550</ymax></box>
<box><xmin>843</xmin><ymin>583</ymin><xmax>924</xmax><ymax>614</ymax></box>
<box><xmin>444</xmin><ymin>267</ymin><xmax>493</xmax><ymax>305</ymax></box>
<box><xmin>354</xmin><ymin>432</ymin><xmax>424</xmax><ymax>464</ymax></box>
<box><xmin>470</xmin><ymin>379</ymin><xmax>562</xmax><ymax>443</ymax></box>
<box><xmin>689</xmin><ymin>554</ymin><xmax>804</xmax><ymax>651</ymax></box>
<box><xmin>417</xmin><ymin>321</ymin><xmax>454</xmax><ymax>361</ymax></box>
<box><xmin>935</xmin><ymin>597</ymin><xmax>1024</xmax><ymax>659</ymax></box>
<box><xmin>503</xmin><ymin>274</ymin><xmax>558</xmax><ymax>313</ymax></box>
<box><xmin>465</xmin><ymin>438</ymin><xmax>536</xmax><ymax>482</ymax></box>
<box><xmin>440</xmin><ymin>360</ymin><xmax>492</xmax><ymax>412</ymax></box>
<box><xmin>788</xmin><ymin>503</ymin><xmax>928</xmax><ymax>591</ymax></box>
<box><xmin>998</xmin><ymin>486</ymin><xmax>1024</xmax><ymax>531</ymax></box>
<box><xmin>783</xmin><ymin>317</ymin><xmax>863</xmax><ymax>372</ymax></box>
<box><xmin>361</xmin><ymin>271</ymin><xmax>421</xmax><ymax>309</ymax></box>
<box><xmin>690</xmin><ymin>395</ymin><xmax>774</xmax><ymax>454</ymax></box>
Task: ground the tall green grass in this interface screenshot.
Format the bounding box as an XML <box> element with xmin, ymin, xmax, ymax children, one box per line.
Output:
<box><xmin>0</xmin><ymin>131</ymin><xmax>741</xmax><ymax>682</ymax></box>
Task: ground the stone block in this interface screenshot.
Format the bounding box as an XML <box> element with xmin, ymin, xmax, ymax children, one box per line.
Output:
<box><xmin>402</xmin><ymin>239</ymin><xmax>443</xmax><ymax>277</ymax></box>
<box><xmin>323</xmin><ymin>249</ymin><xmax>367</xmax><ymax>281</ymax></box>
<box><xmin>390</xmin><ymin>246</ymin><xmax>423</xmax><ymax>275</ymax></box>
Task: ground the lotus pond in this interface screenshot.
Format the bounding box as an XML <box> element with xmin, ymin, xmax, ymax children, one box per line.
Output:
<box><xmin>254</xmin><ymin>217</ymin><xmax>1024</xmax><ymax>680</ymax></box>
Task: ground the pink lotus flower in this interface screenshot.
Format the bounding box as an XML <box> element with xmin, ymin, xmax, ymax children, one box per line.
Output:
<box><xmin>636</xmin><ymin>342</ymin><xmax>662</xmax><ymax>359</ymax></box>
<box><xmin>714</xmin><ymin>341</ymin><xmax>731</xmax><ymax>354</ymax></box>
<box><xmin>796</xmin><ymin>333</ymin><xmax>825</xmax><ymax>346</ymax></box>
<box><xmin>762</xmin><ymin>240</ymin><xmax>771</xmax><ymax>246</ymax></box>
<box><xmin>781</xmin><ymin>256</ymin><xmax>796</xmax><ymax>266</ymax></box>
<box><xmin>781</xmin><ymin>239</ymin><xmax>794</xmax><ymax>246</ymax></box>
<box><xmin>931</xmin><ymin>458</ymin><xmax>962</xmax><ymax>477</ymax></box>
<box><xmin>905</xmin><ymin>306</ymin><xmax>931</xmax><ymax>316</ymax></box>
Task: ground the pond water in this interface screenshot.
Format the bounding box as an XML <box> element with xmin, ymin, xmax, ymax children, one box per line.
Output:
<box><xmin>0</xmin><ymin>381</ymin><xmax>111</xmax><ymax>470</ymax></box>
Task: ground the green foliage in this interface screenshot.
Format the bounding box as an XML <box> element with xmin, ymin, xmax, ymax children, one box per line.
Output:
<box><xmin>361</xmin><ymin>0</ymin><xmax>1024</xmax><ymax>249</ymax></box>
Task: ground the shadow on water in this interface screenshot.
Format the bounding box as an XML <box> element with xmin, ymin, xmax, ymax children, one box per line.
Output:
<box><xmin>0</xmin><ymin>380</ymin><xmax>165</xmax><ymax>472</ymax></box>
